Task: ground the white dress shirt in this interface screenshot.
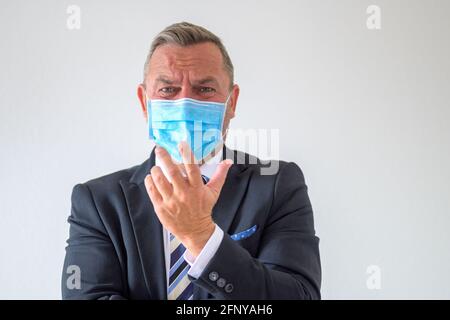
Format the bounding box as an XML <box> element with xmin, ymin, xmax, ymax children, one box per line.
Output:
<box><xmin>154</xmin><ymin>150</ymin><xmax>225</xmax><ymax>286</ymax></box>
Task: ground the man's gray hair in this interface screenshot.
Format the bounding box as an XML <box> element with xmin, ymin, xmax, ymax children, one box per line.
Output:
<box><xmin>143</xmin><ymin>22</ymin><xmax>234</xmax><ymax>87</ymax></box>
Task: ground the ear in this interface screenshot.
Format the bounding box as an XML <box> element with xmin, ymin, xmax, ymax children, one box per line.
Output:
<box><xmin>228</xmin><ymin>84</ymin><xmax>240</xmax><ymax>119</ymax></box>
<box><xmin>137</xmin><ymin>84</ymin><xmax>148</xmax><ymax>121</ymax></box>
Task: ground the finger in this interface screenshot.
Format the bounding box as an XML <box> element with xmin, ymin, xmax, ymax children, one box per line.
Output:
<box><xmin>207</xmin><ymin>159</ymin><xmax>233</xmax><ymax>194</ymax></box>
<box><xmin>150</xmin><ymin>166</ymin><xmax>173</xmax><ymax>201</ymax></box>
<box><xmin>155</xmin><ymin>146</ymin><xmax>187</xmax><ymax>188</ymax></box>
<box><xmin>179</xmin><ymin>141</ymin><xmax>203</xmax><ymax>187</ymax></box>
<box><xmin>144</xmin><ymin>174</ymin><xmax>163</xmax><ymax>205</ymax></box>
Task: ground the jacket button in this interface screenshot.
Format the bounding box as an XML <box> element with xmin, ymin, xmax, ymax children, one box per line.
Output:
<box><xmin>225</xmin><ymin>283</ymin><xmax>234</xmax><ymax>293</ymax></box>
<box><xmin>216</xmin><ymin>278</ymin><xmax>226</xmax><ymax>288</ymax></box>
<box><xmin>209</xmin><ymin>272</ymin><xmax>219</xmax><ymax>282</ymax></box>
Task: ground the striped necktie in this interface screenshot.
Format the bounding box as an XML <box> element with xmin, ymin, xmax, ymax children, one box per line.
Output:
<box><xmin>167</xmin><ymin>233</ymin><xmax>193</xmax><ymax>300</ymax></box>
<box><xmin>167</xmin><ymin>174</ymin><xmax>209</xmax><ymax>300</ymax></box>
<box><xmin>201</xmin><ymin>174</ymin><xmax>210</xmax><ymax>184</ymax></box>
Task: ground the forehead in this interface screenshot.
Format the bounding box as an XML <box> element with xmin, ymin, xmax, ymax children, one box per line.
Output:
<box><xmin>148</xmin><ymin>42</ymin><xmax>226</xmax><ymax>79</ymax></box>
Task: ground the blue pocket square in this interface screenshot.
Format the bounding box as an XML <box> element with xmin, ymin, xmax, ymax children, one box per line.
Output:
<box><xmin>231</xmin><ymin>225</ymin><xmax>258</xmax><ymax>241</ymax></box>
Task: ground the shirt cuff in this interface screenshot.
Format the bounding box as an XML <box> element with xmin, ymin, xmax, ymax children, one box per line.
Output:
<box><xmin>184</xmin><ymin>224</ymin><xmax>224</xmax><ymax>279</ymax></box>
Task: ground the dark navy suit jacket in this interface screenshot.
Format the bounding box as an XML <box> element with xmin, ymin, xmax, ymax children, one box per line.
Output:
<box><xmin>62</xmin><ymin>147</ymin><xmax>321</xmax><ymax>299</ymax></box>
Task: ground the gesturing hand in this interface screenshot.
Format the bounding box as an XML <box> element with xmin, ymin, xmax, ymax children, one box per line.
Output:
<box><xmin>144</xmin><ymin>141</ymin><xmax>233</xmax><ymax>258</ymax></box>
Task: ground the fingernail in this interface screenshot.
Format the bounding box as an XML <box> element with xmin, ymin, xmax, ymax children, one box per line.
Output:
<box><xmin>224</xmin><ymin>159</ymin><xmax>233</xmax><ymax>165</ymax></box>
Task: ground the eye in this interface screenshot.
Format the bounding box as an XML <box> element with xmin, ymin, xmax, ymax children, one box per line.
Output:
<box><xmin>159</xmin><ymin>87</ymin><xmax>179</xmax><ymax>95</ymax></box>
<box><xmin>199</xmin><ymin>87</ymin><xmax>216</xmax><ymax>94</ymax></box>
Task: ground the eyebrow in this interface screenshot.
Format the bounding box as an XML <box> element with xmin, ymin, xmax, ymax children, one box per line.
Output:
<box><xmin>193</xmin><ymin>76</ymin><xmax>219</xmax><ymax>87</ymax></box>
<box><xmin>154</xmin><ymin>75</ymin><xmax>220</xmax><ymax>87</ymax></box>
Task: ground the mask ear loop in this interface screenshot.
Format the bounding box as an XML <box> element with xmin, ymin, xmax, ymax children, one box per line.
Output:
<box><xmin>220</xmin><ymin>90</ymin><xmax>233</xmax><ymax>148</ymax></box>
<box><xmin>144</xmin><ymin>91</ymin><xmax>153</xmax><ymax>141</ymax></box>
<box><xmin>223</xmin><ymin>90</ymin><xmax>233</xmax><ymax>132</ymax></box>
<box><xmin>205</xmin><ymin>91</ymin><xmax>232</xmax><ymax>164</ymax></box>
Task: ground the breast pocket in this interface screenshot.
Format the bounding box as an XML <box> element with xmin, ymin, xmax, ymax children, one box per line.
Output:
<box><xmin>230</xmin><ymin>224</ymin><xmax>258</xmax><ymax>241</ymax></box>
<box><xmin>229</xmin><ymin>224</ymin><xmax>259</xmax><ymax>255</ymax></box>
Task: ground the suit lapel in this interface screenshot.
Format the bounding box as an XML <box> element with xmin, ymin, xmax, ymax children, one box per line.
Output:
<box><xmin>213</xmin><ymin>147</ymin><xmax>252</xmax><ymax>232</ymax></box>
<box><xmin>120</xmin><ymin>150</ymin><xmax>167</xmax><ymax>300</ymax></box>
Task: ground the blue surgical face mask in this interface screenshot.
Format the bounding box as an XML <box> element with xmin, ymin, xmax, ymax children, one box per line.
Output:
<box><xmin>146</xmin><ymin>93</ymin><xmax>231</xmax><ymax>163</ymax></box>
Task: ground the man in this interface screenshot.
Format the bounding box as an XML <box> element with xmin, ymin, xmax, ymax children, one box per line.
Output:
<box><xmin>62</xmin><ymin>22</ymin><xmax>321</xmax><ymax>300</ymax></box>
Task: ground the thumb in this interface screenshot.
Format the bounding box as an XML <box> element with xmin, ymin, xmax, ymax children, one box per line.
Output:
<box><xmin>207</xmin><ymin>159</ymin><xmax>233</xmax><ymax>195</ymax></box>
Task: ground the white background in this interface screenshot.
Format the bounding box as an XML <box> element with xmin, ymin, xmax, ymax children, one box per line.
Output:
<box><xmin>1</xmin><ymin>0</ymin><xmax>449</xmax><ymax>299</ymax></box>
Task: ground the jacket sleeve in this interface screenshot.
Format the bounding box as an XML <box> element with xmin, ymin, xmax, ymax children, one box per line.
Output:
<box><xmin>190</xmin><ymin>162</ymin><xmax>322</xmax><ymax>299</ymax></box>
<box><xmin>61</xmin><ymin>184</ymin><xmax>126</xmax><ymax>300</ymax></box>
